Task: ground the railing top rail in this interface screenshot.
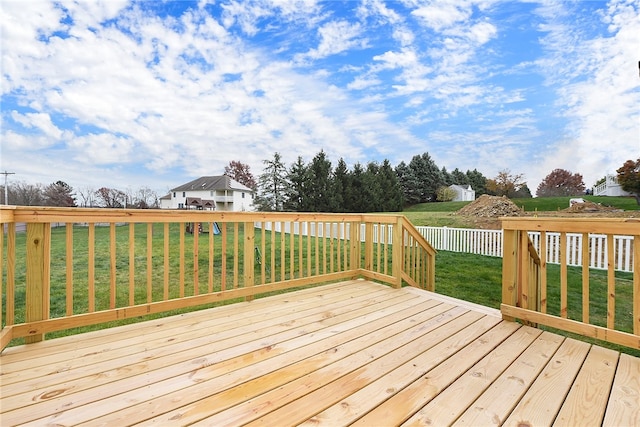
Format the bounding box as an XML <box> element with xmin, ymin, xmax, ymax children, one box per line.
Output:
<box><xmin>0</xmin><ymin>206</ymin><xmax>404</xmax><ymax>224</ymax></box>
<box><xmin>501</xmin><ymin>216</ymin><xmax>640</xmax><ymax>234</ymax></box>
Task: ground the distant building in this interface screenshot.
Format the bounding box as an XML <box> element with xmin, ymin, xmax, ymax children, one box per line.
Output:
<box><xmin>449</xmin><ymin>184</ymin><xmax>475</xmax><ymax>202</ymax></box>
<box><xmin>160</xmin><ymin>176</ymin><xmax>254</xmax><ymax>211</ymax></box>
<box><xmin>592</xmin><ymin>175</ymin><xmax>631</xmax><ymax>197</ymax></box>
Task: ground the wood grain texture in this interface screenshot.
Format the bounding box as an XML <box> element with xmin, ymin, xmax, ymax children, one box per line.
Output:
<box><xmin>1</xmin><ymin>281</ymin><xmax>638</xmax><ymax>426</ymax></box>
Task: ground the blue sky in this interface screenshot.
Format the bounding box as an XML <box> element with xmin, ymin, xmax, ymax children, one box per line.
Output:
<box><xmin>1</xmin><ymin>0</ymin><xmax>639</xmax><ymax>197</ymax></box>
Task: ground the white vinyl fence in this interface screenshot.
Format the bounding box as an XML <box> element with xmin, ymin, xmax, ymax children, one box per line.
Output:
<box><xmin>254</xmin><ymin>222</ymin><xmax>634</xmax><ymax>273</ymax></box>
<box><xmin>416</xmin><ymin>226</ymin><xmax>634</xmax><ymax>273</ymax></box>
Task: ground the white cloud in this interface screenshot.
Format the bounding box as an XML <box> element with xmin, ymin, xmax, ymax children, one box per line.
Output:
<box><xmin>531</xmin><ymin>0</ymin><xmax>640</xmax><ymax>187</ymax></box>
<box><xmin>10</xmin><ymin>111</ymin><xmax>63</xmax><ymax>139</ymax></box>
<box><xmin>411</xmin><ymin>2</ymin><xmax>471</xmax><ymax>32</ymax></box>
<box><xmin>299</xmin><ymin>20</ymin><xmax>367</xmax><ymax>60</ymax></box>
<box><xmin>1</xmin><ymin>0</ymin><xmax>637</xmax><ymax>196</ymax></box>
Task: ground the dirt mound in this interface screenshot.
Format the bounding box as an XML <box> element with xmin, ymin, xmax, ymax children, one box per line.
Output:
<box><xmin>562</xmin><ymin>200</ymin><xmax>621</xmax><ymax>213</ymax></box>
<box><xmin>456</xmin><ymin>194</ymin><xmax>524</xmax><ymax>217</ymax></box>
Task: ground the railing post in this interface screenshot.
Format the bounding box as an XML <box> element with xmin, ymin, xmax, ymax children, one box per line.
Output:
<box><xmin>364</xmin><ymin>222</ymin><xmax>373</xmax><ymax>272</ymax></box>
<box><xmin>634</xmin><ymin>234</ymin><xmax>640</xmax><ymax>336</ymax></box>
<box><xmin>349</xmin><ymin>221</ymin><xmax>360</xmax><ymax>274</ymax></box>
<box><xmin>244</xmin><ymin>222</ymin><xmax>255</xmax><ymax>301</ymax></box>
<box><xmin>26</xmin><ymin>223</ymin><xmax>51</xmax><ymax>343</ymax></box>
<box><xmin>392</xmin><ymin>217</ymin><xmax>404</xmax><ymax>289</ymax></box>
<box><xmin>502</xmin><ymin>228</ymin><xmax>518</xmax><ymax>321</ymax></box>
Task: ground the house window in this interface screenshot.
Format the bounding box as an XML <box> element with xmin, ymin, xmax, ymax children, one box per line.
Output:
<box><xmin>182</xmin><ymin>192</ymin><xmax>186</xmax><ymax>197</ymax></box>
<box><xmin>242</xmin><ymin>192</ymin><xmax>245</xmax><ymax>198</ymax></box>
<box><xmin>173</xmin><ymin>192</ymin><xmax>176</xmax><ymax>197</ymax></box>
<box><xmin>178</xmin><ymin>203</ymin><xmax>184</xmax><ymax>209</ymax></box>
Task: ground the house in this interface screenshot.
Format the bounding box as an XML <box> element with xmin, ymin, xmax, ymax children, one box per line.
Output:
<box><xmin>593</xmin><ymin>174</ymin><xmax>631</xmax><ymax>197</ymax></box>
<box><xmin>449</xmin><ymin>184</ymin><xmax>475</xmax><ymax>201</ymax></box>
<box><xmin>160</xmin><ymin>176</ymin><xmax>254</xmax><ymax>211</ymax></box>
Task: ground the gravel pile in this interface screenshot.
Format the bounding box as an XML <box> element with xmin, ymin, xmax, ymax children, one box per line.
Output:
<box><xmin>562</xmin><ymin>201</ymin><xmax>620</xmax><ymax>213</ymax></box>
<box><xmin>455</xmin><ymin>194</ymin><xmax>524</xmax><ymax>217</ymax></box>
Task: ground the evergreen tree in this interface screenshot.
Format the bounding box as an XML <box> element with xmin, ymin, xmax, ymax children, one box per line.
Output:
<box><xmin>407</xmin><ymin>152</ymin><xmax>443</xmax><ymax>202</ymax></box>
<box><xmin>347</xmin><ymin>162</ymin><xmax>366</xmax><ymax>212</ymax></box>
<box><xmin>466</xmin><ymin>169</ymin><xmax>487</xmax><ymax>195</ymax></box>
<box><xmin>255</xmin><ymin>152</ymin><xmax>288</xmax><ymax>211</ymax></box>
<box><xmin>395</xmin><ymin>161</ymin><xmax>418</xmax><ymax>205</ymax></box>
<box><xmin>43</xmin><ymin>181</ymin><xmax>76</xmax><ymax>207</ymax></box>
<box><xmin>306</xmin><ymin>150</ymin><xmax>334</xmax><ymax>212</ymax></box>
<box><xmin>440</xmin><ymin>167</ymin><xmax>452</xmax><ymax>186</ymax></box>
<box><xmin>332</xmin><ymin>158</ymin><xmax>350</xmax><ymax>212</ymax></box>
<box><xmin>379</xmin><ymin>159</ymin><xmax>404</xmax><ymax>211</ymax></box>
<box><xmin>361</xmin><ymin>162</ymin><xmax>382</xmax><ymax>212</ymax></box>
<box><xmin>284</xmin><ymin>156</ymin><xmax>309</xmax><ymax>211</ymax></box>
<box><xmin>450</xmin><ymin>168</ymin><xmax>469</xmax><ymax>186</ymax></box>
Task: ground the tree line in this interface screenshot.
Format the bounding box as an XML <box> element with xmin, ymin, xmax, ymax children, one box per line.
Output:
<box><xmin>3</xmin><ymin>156</ymin><xmax>637</xmax><ymax>210</ymax></box>
<box><xmin>252</xmin><ymin>150</ymin><xmax>492</xmax><ymax>212</ymax></box>
<box><xmin>0</xmin><ymin>181</ymin><xmax>160</xmax><ymax>209</ymax></box>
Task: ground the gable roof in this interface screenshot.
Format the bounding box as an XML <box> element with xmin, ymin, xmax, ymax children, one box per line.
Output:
<box><xmin>171</xmin><ymin>176</ymin><xmax>253</xmax><ymax>193</ymax></box>
<box><xmin>449</xmin><ymin>184</ymin><xmax>473</xmax><ymax>192</ymax></box>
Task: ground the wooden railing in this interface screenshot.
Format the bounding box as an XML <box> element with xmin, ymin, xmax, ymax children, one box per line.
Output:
<box><xmin>0</xmin><ymin>207</ymin><xmax>435</xmax><ymax>350</ymax></box>
<box><xmin>502</xmin><ymin>217</ymin><xmax>640</xmax><ymax>349</ymax></box>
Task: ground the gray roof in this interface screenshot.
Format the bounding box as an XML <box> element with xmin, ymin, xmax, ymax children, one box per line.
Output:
<box><xmin>171</xmin><ymin>176</ymin><xmax>253</xmax><ymax>193</ymax></box>
<box><xmin>449</xmin><ymin>184</ymin><xmax>473</xmax><ymax>191</ymax></box>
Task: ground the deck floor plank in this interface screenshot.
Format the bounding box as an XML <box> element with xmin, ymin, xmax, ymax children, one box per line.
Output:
<box><xmin>1</xmin><ymin>280</ymin><xmax>638</xmax><ymax>427</ymax></box>
<box><xmin>452</xmin><ymin>331</ymin><xmax>565</xmax><ymax>426</ymax></box>
<box><xmin>1</xmin><ymin>280</ymin><xmax>378</xmax><ymax>374</ymax></box>
<box><xmin>401</xmin><ymin>325</ymin><xmax>543</xmax><ymax>426</ymax></box>
<box><xmin>503</xmin><ymin>338</ymin><xmax>591</xmax><ymax>427</ymax></box>
<box><xmin>1</xmin><ymin>280</ymin><xmax>363</xmax><ymax>363</ymax></box>
<box><xmin>2</xmin><ymin>285</ymin><xmax>425</xmax><ymax>424</ymax></box>
<box><xmin>554</xmin><ymin>345</ymin><xmax>619</xmax><ymax>426</ymax></box>
<box><xmin>241</xmin><ymin>313</ymin><xmax>504</xmax><ymax>427</ymax></box>
<box><xmin>1</xmin><ymin>283</ymin><xmax>397</xmax><ymax>397</ymax></box>
<box><xmin>138</xmin><ymin>303</ymin><xmax>471</xmax><ymax>426</ymax></box>
<box><xmin>350</xmin><ymin>318</ymin><xmax>513</xmax><ymax>427</ymax></box>
<box><xmin>602</xmin><ymin>353</ymin><xmax>640</xmax><ymax>426</ymax></box>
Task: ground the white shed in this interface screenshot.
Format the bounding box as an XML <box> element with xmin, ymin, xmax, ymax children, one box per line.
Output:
<box><xmin>449</xmin><ymin>184</ymin><xmax>475</xmax><ymax>202</ymax></box>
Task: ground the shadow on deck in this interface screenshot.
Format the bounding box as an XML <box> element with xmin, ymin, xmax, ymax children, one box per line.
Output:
<box><xmin>1</xmin><ymin>280</ymin><xmax>638</xmax><ymax>426</ymax></box>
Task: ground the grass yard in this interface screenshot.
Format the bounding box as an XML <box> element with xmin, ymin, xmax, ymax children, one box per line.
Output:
<box><xmin>3</xmin><ymin>222</ymin><xmax>350</xmax><ymax>344</ymax></box>
<box><xmin>435</xmin><ymin>250</ymin><xmax>638</xmax><ymax>357</ymax></box>
<box><xmin>406</xmin><ymin>195</ymin><xmax>639</xmax><ymax>216</ymax></box>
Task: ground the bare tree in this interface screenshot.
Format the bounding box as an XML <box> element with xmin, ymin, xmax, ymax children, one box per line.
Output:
<box><xmin>132</xmin><ymin>186</ymin><xmax>159</xmax><ymax>209</ymax></box>
<box><xmin>94</xmin><ymin>187</ymin><xmax>125</xmax><ymax>208</ymax></box>
<box><xmin>11</xmin><ymin>181</ymin><xmax>44</xmax><ymax>206</ymax></box>
<box><xmin>77</xmin><ymin>186</ymin><xmax>95</xmax><ymax>207</ymax></box>
<box><xmin>486</xmin><ymin>170</ymin><xmax>527</xmax><ymax>198</ymax></box>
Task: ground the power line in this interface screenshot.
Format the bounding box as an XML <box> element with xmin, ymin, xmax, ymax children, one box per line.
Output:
<box><xmin>1</xmin><ymin>171</ymin><xmax>15</xmax><ymax>205</ymax></box>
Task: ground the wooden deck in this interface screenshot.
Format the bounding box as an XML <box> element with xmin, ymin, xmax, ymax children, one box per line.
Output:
<box><xmin>1</xmin><ymin>280</ymin><xmax>638</xmax><ymax>426</ymax></box>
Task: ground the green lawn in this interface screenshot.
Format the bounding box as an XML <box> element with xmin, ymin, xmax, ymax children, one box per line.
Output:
<box><xmin>435</xmin><ymin>250</ymin><xmax>638</xmax><ymax>357</ymax></box>
<box><xmin>406</xmin><ymin>195</ymin><xmax>639</xmax><ymax>215</ymax></box>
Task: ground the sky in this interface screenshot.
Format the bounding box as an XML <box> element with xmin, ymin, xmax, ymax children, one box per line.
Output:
<box><xmin>1</xmin><ymin>0</ymin><xmax>639</xmax><ymax>199</ymax></box>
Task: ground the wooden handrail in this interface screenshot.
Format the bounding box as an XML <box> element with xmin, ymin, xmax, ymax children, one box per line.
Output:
<box><xmin>501</xmin><ymin>217</ymin><xmax>640</xmax><ymax>350</ymax></box>
<box><xmin>0</xmin><ymin>207</ymin><xmax>436</xmax><ymax>350</ymax></box>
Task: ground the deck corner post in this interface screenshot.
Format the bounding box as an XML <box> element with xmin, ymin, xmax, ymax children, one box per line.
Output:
<box><xmin>364</xmin><ymin>221</ymin><xmax>373</xmax><ymax>273</ymax></box>
<box><xmin>350</xmin><ymin>220</ymin><xmax>360</xmax><ymax>273</ymax></box>
<box><xmin>502</xmin><ymin>227</ymin><xmax>518</xmax><ymax>321</ymax></box>
<box><xmin>391</xmin><ymin>217</ymin><xmax>404</xmax><ymax>289</ymax></box>
<box><xmin>244</xmin><ymin>222</ymin><xmax>255</xmax><ymax>301</ymax></box>
<box><xmin>26</xmin><ymin>222</ymin><xmax>51</xmax><ymax>343</ymax></box>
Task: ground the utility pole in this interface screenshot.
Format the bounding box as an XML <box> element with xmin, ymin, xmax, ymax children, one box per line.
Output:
<box><xmin>1</xmin><ymin>171</ymin><xmax>15</xmax><ymax>205</ymax></box>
